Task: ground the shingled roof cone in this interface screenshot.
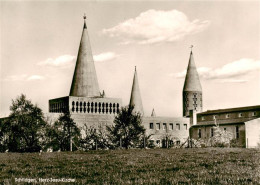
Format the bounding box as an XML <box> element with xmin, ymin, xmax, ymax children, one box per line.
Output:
<box><xmin>70</xmin><ymin>15</ymin><xmax>100</xmax><ymax>97</ymax></box>
<box><xmin>129</xmin><ymin>67</ymin><xmax>144</xmax><ymax>115</ymax></box>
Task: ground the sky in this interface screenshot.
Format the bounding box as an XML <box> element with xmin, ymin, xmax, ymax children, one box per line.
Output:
<box><xmin>0</xmin><ymin>0</ymin><xmax>260</xmax><ymax>117</ymax></box>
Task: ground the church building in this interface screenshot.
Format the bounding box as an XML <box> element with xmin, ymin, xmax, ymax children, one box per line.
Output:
<box><xmin>47</xmin><ymin>16</ymin><xmax>260</xmax><ymax>148</ymax></box>
<box><xmin>47</xmin><ymin>16</ymin><xmax>191</xmax><ymax>147</ymax></box>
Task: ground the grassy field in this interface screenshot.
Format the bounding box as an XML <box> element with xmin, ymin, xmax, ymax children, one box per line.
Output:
<box><xmin>0</xmin><ymin>148</ymin><xmax>260</xmax><ymax>184</ymax></box>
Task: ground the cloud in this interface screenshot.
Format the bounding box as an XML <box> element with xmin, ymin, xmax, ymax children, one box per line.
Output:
<box><xmin>38</xmin><ymin>52</ymin><xmax>118</xmax><ymax>67</ymax></box>
<box><xmin>3</xmin><ymin>74</ymin><xmax>46</xmax><ymax>81</ymax></box>
<box><xmin>93</xmin><ymin>52</ymin><xmax>119</xmax><ymax>62</ymax></box>
<box><xmin>38</xmin><ymin>55</ymin><xmax>76</xmax><ymax>67</ymax></box>
<box><xmin>175</xmin><ymin>58</ymin><xmax>260</xmax><ymax>83</ymax></box>
<box><xmin>103</xmin><ymin>9</ymin><xmax>210</xmax><ymax>44</ymax></box>
<box><xmin>27</xmin><ymin>75</ymin><xmax>45</xmax><ymax>81</ymax></box>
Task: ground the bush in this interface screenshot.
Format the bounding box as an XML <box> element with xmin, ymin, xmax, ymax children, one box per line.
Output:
<box><xmin>230</xmin><ymin>139</ymin><xmax>245</xmax><ymax>148</ymax></box>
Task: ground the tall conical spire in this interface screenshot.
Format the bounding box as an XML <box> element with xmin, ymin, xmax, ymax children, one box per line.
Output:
<box><xmin>183</xmin><ymin>47</ymin><xmax>203</xmax><ymax>117</ymax></box>
<box><xmin>183</xmin><ymin>51</ymin><xmax>202</xmax><ymax>91</ymax></box>
<box><xmin>70</xmin><ymin>15</ymin><xmax>100</xmax><ymax>97</ymax></box>
<box><xmin>129</xmin><ymin>66</ymin><xmax>144</xmax><ymax>115</ymax></box>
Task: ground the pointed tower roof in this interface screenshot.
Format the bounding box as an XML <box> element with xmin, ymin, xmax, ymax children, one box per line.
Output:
<box><xmin>183</xmin><ymin>50</ymin><xmax>202</xmax><ymax>92</ymax></box>
<box><xmin>151</xmin><ymin>108</ymin><xmax>156</xmax><ymax>117</ymax></box>
<box><xmin>70</xmin><ymin>15</ymin><xmax>100</xmax><ymax>97</ymax></box>
<box><xmin>129</xmin><ymin>67</ymin><xmax>144</xmax><ymax>115</ymax></box>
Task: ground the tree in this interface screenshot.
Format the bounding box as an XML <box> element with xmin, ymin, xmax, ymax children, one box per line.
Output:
<box><xmin>107</xmin><ymin>105</ymin><xmax>145</xmax><ymax>149</ymax></box>
<box><xmin>45</xmin><ymin>111</ymin><xmax>80</xmax><ymax>151</ymax></box>
<box><xmin>208</xmin><ymin>120</ymin><xmax>233</xmax><ymax>147</ymax></box>
<box><xmin>139</xmin><ymin>134</ymin><xmax>154</xmax><ymax>148</ymax></box>
<box><xmin>161</xmin><ymin>134</ymin><xmax>180</xmax><ymax>148</ymax></box>
<box><xmin>80</xmin><ymin>124</ymin><xmax>114</xmax><ymax>150</ymax></box>
<box><xmin>3</xmin><ymin>94</ymin><xmax>46</xmax><ymax>152</ymax></box>
<box><xmin>0</xmin><ymin>118</ymin><xmax>9</xmax><ymax>152</ymax></box>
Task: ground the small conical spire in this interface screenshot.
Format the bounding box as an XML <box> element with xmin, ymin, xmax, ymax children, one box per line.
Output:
<box><xmin>102</xmin><ymin>90</ymin><xmax>106</xmax><ymax>97</ymax></box>
<box><xmin>70</xmin><ymin>16</ymin><xmax>100</xmax><ymax>97</ymax></box>
<box><xmin>183</xmin><ymin>48</ymin><xmax>202</xmax><ymax>92</ymax></box>
<box><xmin>151</xmin><ymin>108</ymin><xmax>156</xmax><ymax>117</ymax></box>
<box><xmin>129</xmin><ymin>67</ymin><xmax>144</xmax><ymax>115</ymax></box>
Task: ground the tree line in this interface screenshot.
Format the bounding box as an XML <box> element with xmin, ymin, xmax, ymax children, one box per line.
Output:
<box><xmin>0</xmin><ymin>94</ymin><xmax>237</xmax><ymax>152</ymax></box>
<box><xmin>0</xmin><ymin>94</ymin><xmax>147</xmax><ymax>152</ymax></box>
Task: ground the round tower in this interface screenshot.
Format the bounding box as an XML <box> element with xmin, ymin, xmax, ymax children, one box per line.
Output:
<box><xmin>183</xmin><ymin>48</ymin><xmax>203</xmax><ymax>117</ymax></box>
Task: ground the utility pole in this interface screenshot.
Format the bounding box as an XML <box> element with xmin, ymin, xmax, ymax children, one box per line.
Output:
<box><xmin>70</xmin><ymin>136</ymin><xmax>72</xmax><ymax>152</ymax></box>
<box><xmin>70</xmin><ymin>127</ymin><xmax>72</xmax><ymax>152</ymax></box>
<box><xmin>143</xmin><ymin>136</ymin><xmax>146</xmax><ymax>148</ymax></box>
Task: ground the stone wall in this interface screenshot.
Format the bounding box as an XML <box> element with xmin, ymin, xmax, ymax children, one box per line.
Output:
<box><xmin>45</xmin><ymin>112</ymin><xmax>115</xmax><ymax>129</ymax></box>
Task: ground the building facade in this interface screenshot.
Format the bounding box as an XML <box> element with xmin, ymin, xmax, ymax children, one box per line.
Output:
<box><xmin>190</xmin><ymin>106</ymin><xmax>260</xmax><ymax>148</ymax></box>
<box><xmin>143</xmin><ymin>116</ymin><xmax>189</xmax><ymax>147</ymax></box>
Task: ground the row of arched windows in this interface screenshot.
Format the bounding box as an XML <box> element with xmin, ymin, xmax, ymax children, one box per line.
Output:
<box><xmin>71</xmin><ymin>101</ymin><xmax>120</xmax><ymax>114</ymax></box>
<box><xmin>49</xmin><ymin>102</ymin><xmax>68</xmax><ymax>113</ymax></box>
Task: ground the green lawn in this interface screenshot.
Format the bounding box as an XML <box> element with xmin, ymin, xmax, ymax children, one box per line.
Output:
<box><xmin>0</xmin><ymin>148</ymin><xmax>260</xmax><ymax>184</ymax></box>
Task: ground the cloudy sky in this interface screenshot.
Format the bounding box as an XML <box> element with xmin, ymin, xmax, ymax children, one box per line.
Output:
<box><xmin>1</xmin><ymin>0</ymin><xmax>259</xmax><ymax>117</ymax></box>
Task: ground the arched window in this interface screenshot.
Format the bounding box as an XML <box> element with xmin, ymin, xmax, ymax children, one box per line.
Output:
<box><xmin>113</xmin><ymin>103</ymin><xmax>115</xmax><ymax>114</ymax></box>
<box><xmin>109</xmin><ymin>103</ymin><xmax>112</xmax><ymax>114</ymax></box>
<box><xmin>117</xmin><ymin>103</ymin><xmax>120</xmax><ymax>113</ymax></box>
<box><xmin>76</xmin><ymin>101</ymin><xmax>78</xmax><ymax>112</ymax></box>
<box><xmin>95</xmin><ymin>102</ymin><xmax>97</xmax><ymax>113</ymax></box>
<box><xmin>72</xmin><ymin>101</ymin><xmax>75</xmax><ymax>112</ymax></box>
<box><xmin>91</xmin><ymin>102</ymin><xmax>94</xmax><ymax>113</ymax></box>
<box><xmin>106</xmin><ymin>103</ymin><xmax>108</xmax><ymax>113</ymax></box>
<box><xmin>87</xmin><ymin>102</ymin><xmax>90</xmax><ymax>113</ymax></box>
<box><xmin>83</xmin><ymin>102</ymin><xmax>86</xmax><ymax>113</ymax></box>
<box><xmin>80</xmin><ymin>102</ymin><xmax>82</xmax><ymax>113</ymax></box>
<box><xmin>98</xmin><ymin>102</ymin><xmax>101</xmax><ymax>113</ymax></box>
<box><xmin>102</xmin><ymin>103</ymin><xmax>105</xmax><ymax>113</ymax></box>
